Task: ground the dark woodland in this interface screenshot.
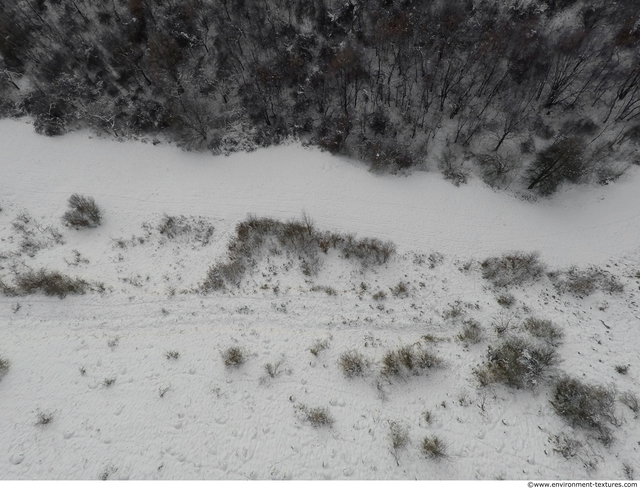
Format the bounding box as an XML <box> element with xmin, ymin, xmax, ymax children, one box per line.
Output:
<box><xmin>1</xmin><ymin>0</ymin><xmax>640</xmax><ymax>193</ymax></box>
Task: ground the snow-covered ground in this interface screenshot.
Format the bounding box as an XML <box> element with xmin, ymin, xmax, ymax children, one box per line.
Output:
<box><xmin>0</xmin><ymin>119</ymin><xmax>639</xmax><ymax>480</ymax></box>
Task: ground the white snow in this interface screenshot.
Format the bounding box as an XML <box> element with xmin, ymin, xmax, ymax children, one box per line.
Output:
<box><xmin>0</xmin><ymin>118</ymin><xmax>639</xmax><ymax>481</ymax></box>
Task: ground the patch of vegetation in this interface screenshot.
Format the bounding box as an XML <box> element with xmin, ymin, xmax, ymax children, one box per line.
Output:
<box><xmin>222</xmin><ymin>346</ymin><xmax>246</xmax><ymax>368</ymax></box>
<box><xmin>165</xmin><ymin>350</ymin><xmax>180</xmax><ymax>360</ymax></box>
<box><xmin>295</xmin><ymin>404</ymin><xmax>334</xmax><ymax>428</ymax></box>
<box><xmin>381</xmin><ymin>345</ymin><xmax>442</xmax><ymax>378</ymax></box>
<box><xmin>421</xmin><ymin>435</ymin><xmax>448</xmax><ymax>460</ymax></box>
<box><xmin>474</xmin><ymin>338</ymin><xmax>557</xmax><ymax>389</ymax></box>
<box><xmin>550</xmin><ymin>267</ymin><xmax>624</xmax><ymax>297</ymax></box>
<box><xmin>481</xmin><ymin>252</ymin><xmax>546</xmax><ymax>288</ymax></box>
<box><xmin>36</xmin><ymin>411</ymin><xmax>54</xmax><ymax>426</ymax></box>
<box><xmin>310</xmin><ymin>285</ymin><xmax>337</xmax><ymax>296</ymax></box>
<box><xmin>496</xmin><ymin>293</ymin><xmax>515</xmax><ymax>308</ymax></box>
<box><xmin>156</xmin><ymin>214</ymin><xmax>215</xmax><ymax>245</ymax></box>
<box><xmin>550</xmin><ymin>433</ymin><xmax>583</xmax><ymax>459</ymax></box>
<box><xmin>372</xmin><ymin>290</ymin><xmax>386</xmax><ymax>301</ymax></box>
<box><xmin>62</xmin><ymin>194</ymin><xmax>102</xmax><ymax>229</ymax></box>
<box><xmin>619</xmin><ymin>392</ymin><xmax>639</xmax><ymax>415</ymax></box>
<box><xmin>13</xmin><ymin>269</ymin><xmax>92</xmax><ymax>298</ymax></box>
<box><xmin>614</xmin><ymin>364</ymin><xmax>629</xmax><ymax>375</ymax></box>
<box><xmin>102</xmin><ymin>377</ymin><xmax>116</xmax><ymax>387</ymax></box>
<box><xmin>522</xmin><ymin>317</ymin><xmax>563</xmax><ymax>347</ymax></box>
<box><xmin>442</xmin><ymin>301</ymin><xmax>465</xmax><ymax>320</ymax></box>
<box><xmin>201</xmin><ymin>214</ymin><xmax>395</xmax><ymax>291</ymax></box>
<box><xmin>0</xmin><ymin>356</ymin><xmax>10</xmax><ymax>380</ymax></box>
<box><xmin>12</xmin><ymin>211</ymin><xmax>65</xmax><ymax>257</ymax></box>
<box><xmin>310</xmin><ymin>339</ymin><xmax>330</xmax><ymax>356</ymax></box>
<box><xmin>388</xmin><ymin>421</ymin><xmax>409</xmax><ymax>466</ymax></box>
<box><xmin>338</xmin><ymin>351</ymin><xmax>368</xmax><ymax>378</ymax></box>
<box><xmin>550</xmin><ymin>376</ymin><xmax>619</xmax><ymax>445</ymax></box>
<box><xmin>457</xmin><ymin>319</ymin><xmax>484</xmax><ymax>345</ymax></box>
<box><xmin>390</xmin><ymin>281</ymin><xmax>409</xmax><ymax>298</ymax></box>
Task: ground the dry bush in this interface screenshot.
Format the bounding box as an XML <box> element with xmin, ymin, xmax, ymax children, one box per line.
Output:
<box><xmin>62</xmin><ymin>194</ymin><xmax>102</xmax><ymax>228</ymax></box>
<box><xmin>14</xmin><ymin>269</ymin><xmax>90</xmax><ymax>298</ymax></box>
<box><xmin>496</xmin><ymin>293</ymin><xmax>515</xmax><ymax>308</ymax></box>
<box><xmin>550</xmin><ymin>267</ymin><xmax>624</xmax><ymax>297</ymax></box>
<box><xmin>457</xmin><ymin>319</ymin><xmax>484</xmax><ymax>345</ymax></box>
<box><xmin>389</xmin><ymin>421</ymin><xmax>410</xmax><ymax>466</ymax></box>
<box><xmin>551</xmin><ymin>433</ymin><xmax>583</xmax><ymax>459</ymax></box>
<box><xmin>381</xmin><ymin>345</ymin><xmax>442</xmax><ymax>378</ymax></box>
<box><xmin>296</xmin><ymin>404</ymin><xmax>334</xmax><ymax>428</ymax></box>
<box><xmin>522</xmin><ymin>317</ymin><xmax>563</xmax><ymax>347</ymax></box>
<box><xmin>338</xmin><ymin>351</ymin><xmax>368</xmax><ymax>378</ymax></box>
<box><xmin>0</xmin><ymin>356</ymin><xmax>10</xmax><ymax>380</ymax></box>
<box><xmin>157</xmin><ymin>214</ymin><xmax>214</xmax><ymax>245</ymax></box>
<box><xmin>310</xmin><ymin>339</ymin><xmax>329</xmax><ymax>356</ymax></box>
<box><xmin>550</xmin><ymin>376</ymin><xmax>619</xmax><ymax>445</ymax></box>
<box><xmin>222</xmin><ymin>346</ymin><xmax>246</xmax><ymax>368</ymax></box>
<box><xmin>619</xmin><ymin>392</ymin><xmax>639</xmax><ymax>415</ymax></box>
<box><xmin>481</xmin><ymin>252</ymin><xmax>546</xmax><ymax>288</ymax></box>
<box><xmin>421</xmin><ymin>435</ymin><xmax>448</xmax><ymax>460</ymax></box>
<box><xmin>390</xmin><ymin>281</ymin><xmax>409</xmax><ymax>298</ymax></box>
<box><xmin>474</xmin><ymin>338</ymin><xmax>556</xmax><ymax>389</ymax></box>
<box><xmin>35</xmin><ymin>411</ymin><xmax>54</xmax><ymax>426</ymax></box>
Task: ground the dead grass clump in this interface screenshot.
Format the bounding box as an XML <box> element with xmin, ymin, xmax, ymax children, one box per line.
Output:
<box><xmin>550</xmin><ymin>376</ymin><xmax>619</xmax><ymax>445</ymax></box>
<box><xmin>421</xmin><ymin>435</ymin><xmax>448</xmax><ymax>460</ymax></box>
<box><xmin>62</xmin><ymin>194</ymin><xmax>102</xmax><ymax>229</ymax></box>
<box><xmin>390</xmin><ymin>281</ymin><xmax>409</xmax><ymax>298</ymax></box>
<box><xmin>296</xmin><ymin>404</ymin><xmax>334</xmax><ymax>428</ymax></box>
<box><xmin>522</xmin><ymin>317</ymin><xmax>563</xmax><ymax>347</ymax></box>
<box><xmin>157</xmin><ymin>214</ymin><xmax>214</xmax><ymax>245</ymax></box>
<box><xmin>310</xmin><ymin>285</ymin><xmax>337</xmax><ymax>296</ymax></box>
<box><xmin>36</xmin><ymin>411</ymin><xmax>54</xmax><ymax>425</ymax></box>
<box><xmin>550</xmin><ymin>267</ymin><xmax>624</xmax><ymax>297</ymax></box>
<box><xmin>310</xmin><ymin>339</ymin><xmax>329</xmax><ymax>356</ymax></box>
<box><xmin>222</xmin><ymin>346</ymin><xmax>246</xmax><ymax>368</ymax></box>
<box><xmin>474</xmin><ymin>338</ymin><xmax>557</xmax><ymax>389</ymax></box>
<box><xmin>496</xmin><ymin>293</ymin><xmax>515</xmax><ymax>308</ymax></box>
<box><xmin>0</xmin><ymin>356</ymin><xmax>10</xmax><ymax>380</ymax></box>
<box><xmin>619</xmin><ymin>391</ymin><xmax>639</xmax><ymax>415</ymax></box>
<box><xmin>338</xmin><ymin>351</ymin><xmax>368</xmax><ymax>378</ymax></box>
<box><xmin>14</xmin><ymin>269</ymin><xmax>90</xmax><ymax>298</ymax></box>
<box><xmin>457</xmin><ymin>319</ymin><xmax>484</xmax><ymax>345</ymax></box>
<box><xmin>481</xmin><ymin>252</ymin><xmax>546</xmax><ymax>288</ymax></box>
<box><xmin>381</xmin><ymin>345</ymin><xmax>442</xmax><ymax>378</ymax></box>
<box><xmin>551</xmin><ymin>433</ymin><xmax>583</xmax><ymax>459</ymax></box>
<box><xmin>389</xmin><ymin>421</ymin><xmax>410</xmax><ymax>466</ymax></box>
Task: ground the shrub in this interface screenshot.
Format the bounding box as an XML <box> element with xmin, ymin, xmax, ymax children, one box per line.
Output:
<box><xmin>522</xmin><ymin>318</ymin><xmax>563</xmax><ymax>347</ymax></box>
<box><xmin>389</xmin><ymin>421</ymin><xmax>409</xmax><ymax>466</ymax></box>
<box><xmin>222</xmin><ymin>346</ymin><xmax>246</xmax><ymax>368</ymax></box>
<box><xmin>551</xmin><ymin>433</ymin><xmax>583</xmax><ymax>459</ymax></box>
<box><xmin>614</xmin><ymin>364</ymin><xmax>629</xmax><ymax>375</ymax></box>
<box><xmin>102</xmin><ymin>377</ymin><xmax>116</xmax><ymax>387</ymax></box>
<box><xmin>310</xmin><ymin>339</ymin><xmax>329</xmax><ymax>356</ymax></box>
<box><xmin>390</xmin><ymin>282</ymin><xmax>409</xmax><ymax>298</ymax></box>
<box><xmin>481</xmin><ymin>252</ymin><xmax>546</xmax><ymax>288</ymax></box>
<box><xmin>0</xmin><ymin>356</ymin><xmax>10</xmax><ymax>380</ymax></box>
<box><xmin>310</xmin><ymin>285</ymin><xmax>337</xmax><ymax>296</ymax></box>
<box><xmin>263</xmin><ymin>359</ymin><xmax>284</xmax><ymax>379</ymax></box>
<box><xmin>496</xmin><ymin>293</ymin><xmax>515</xmax><ymax>308</ymax></box>
<box><xmin>421</xmin><ymin>435</ymin><xmax>448</xmax><ymax>460</ymax></box>
<box><xmin>36</xmin><ymin>411</ymin><xmax>54</xmax><ymax>426</ymax></box>
<box><xmin>381</xmin><ymin>345</ymin><xmax>442</xmax><ymax>378</ymax></box>
<box><xmin>157</xmin><ymin>214</ymin><xmax>214</xmax><ymax>245</ymax></box>
<box><xmin>457</xmin><ymin>320</ymin><xmax>484</xmax><ymax>345</ymax></box>
<box><xmin>62</xmin><ymin>194</ymin><xmax>102</xmax><ymax>228</ymax></box>
<box><xmin>338</xmin><ymin>351</ymin><xmax>368</xmax><ymax>378</ymax></box>
<box><xmin>550</xmin><ymin>376</ymin><xmax>619</xmax><ymax>445</ymax></box>
<box><xmin>550</xmin><ymin>267</ymin><xmax>624</xmax><ymax>297</ymax></box>
<box><xmin>619</xmin><ymin>392</ymin><xmax>639</xmax><ymax>414</ymax></box>
<box><xmin>296</xmin><ymin>404</ymin><xmax>334</xmax><ymax>428</ymax></box>
<box><xmin>165</xmin><ymin>350</ymin><xmax>180</xmax><ymax>360</ymax></box>
<box><xmin>14</xmin><ymin>269</ymin><xmax>90</xmax><ymax>298</ymax></box>
<box><xmin>474</xmin><ymin>338</ymin><xmax>557</xmax><ymax>389</ymax></box>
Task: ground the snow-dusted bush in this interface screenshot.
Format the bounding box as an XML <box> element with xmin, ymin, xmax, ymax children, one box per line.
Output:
<box><xmin>338</xmin><ymin>351</ymin><xmax>368</xmax><ymax>378</ymax></box>
<box><xmin>457</xmin><ymin>319</ymin><xmax>484</xmax><ymax>345</ymax></box>
<box><xmin>474</xmin><ymin>337</ymin><xmax>556</xmax><ymax>389</ymax></box>
<box><xmin>550</xmin><ymin>376</ymin><xmax>619</xmax><ymax>445</ymax></box>
<box><xmin>481</xmin><ymin>252</ymin><xmax>546</xmax><ymax>288</ymax></box>
<box><xmin>14</xmin><ymin>269</ymin><xmax>90</xmax><ymax>298</ymax></box>
<box><xmin>62</xmin><ymin>194</ymin><xmax>102</xmax><ymax>229</ymax></box>
<box><xmin>222</xmin><ymin>347</ymin><xmax>246</xmax><ymax>368</ymax></box>
<box><xmin>549</xmin><ymin>266</ymin><xmax>624</xmax><ymax>297</ymax></box>
<box><xmin>522</xmin><ymin>318</ymin><xmax>563</xmax><ymax>347</ymax></box>
<box><xmin>389</xmin><ymin>421</ymin><xmax>410</xmax><ymax>466</ymax></box>
<box><xmin>295</xmin><ymin>404</ymin><xmax>334</xmax><ymax>428</ymax></box>
<box><xmin>0</xmin><ymin>356</ymin><xmax>10</xmax><ymax>380</ymax></box>
<box><xmin>381</xmin><ymin>345</ymin><xmax>442</xmax><ymax>378</ymax></box>
<box><xmin>421</xmin><ymin>435</ymin><xmax>448</xmax><ymax>460</ymax></box>
<box><xmin>309</xmin><ymin>339</ymin><xmax>329</xmax><ymax>356</ymax></box>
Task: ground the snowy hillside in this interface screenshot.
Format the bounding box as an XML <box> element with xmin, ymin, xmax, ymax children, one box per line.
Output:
<box><xmin>0</xmin><ymin>119</ymin><xmax>639</xmax><ymax>480</ymax></box>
